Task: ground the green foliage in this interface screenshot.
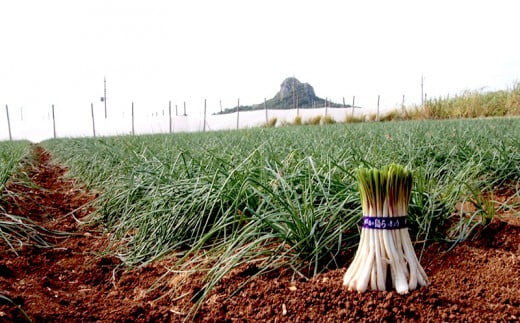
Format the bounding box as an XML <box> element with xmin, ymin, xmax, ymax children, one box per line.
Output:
<box><xmin>0</xmin><ymin>141</ymin><xmax>31</xmax><ymax>192</ymax></box>
<box><xmin>42</xmin><ymin>118</ymin><xmax>520</xmax><ymax>313</ymax></box>
<box><xmin>44</xmin><ymin>118</ymin><xmax>520</xmax><ymax>261</ymax></box>
<box><xmin>0</xmin><ymin>141</ymin><xmax>63</xmax><ymax>254</ymax></box>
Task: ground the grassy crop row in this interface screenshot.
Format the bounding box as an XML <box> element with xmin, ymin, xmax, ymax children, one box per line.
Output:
<box><xmin>0</xmin><ymin>141</ymin><xmax>31</xmax><ymax>193</ymax></box>
<box><xmin>42</xmin><ymin>118</ymin><xmax>520</xmax><ymax>312</ymax></box>
<box><xmin>0</xmin><ymin>140</ymin><xmax>58</xmax><ymax>254</ymax></box>
<box><xmin>43</xmin><ymin>118</ymin><xmax>520</xmax><ymax>261</ymax></box>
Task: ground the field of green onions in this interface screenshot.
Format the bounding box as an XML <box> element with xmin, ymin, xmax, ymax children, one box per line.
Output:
<box><xmin>40</xmin><ymin>117</ymin><xmax>520</xmax><ymax>288</ymax></box>
<box><xmin>0</xmin><ymin>141</ymin><xmax>31</xmax><ymax>194</ymax></box>
<box><xmin>0</xmin><ymin>140</ymin><xmax>54</xmax><ymax>253</ymax></box>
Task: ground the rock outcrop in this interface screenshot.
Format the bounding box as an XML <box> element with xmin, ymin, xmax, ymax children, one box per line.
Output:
<box><xmin>216</xmin><ymin>77</ymin><xmax>345</xmax><ymax>114</ymax></box>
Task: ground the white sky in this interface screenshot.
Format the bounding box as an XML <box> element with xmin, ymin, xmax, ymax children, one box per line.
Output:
<box><xmin>1</xmin><ymin>0</ymin><xmax>519</xmax><ymax>118</ymax></box>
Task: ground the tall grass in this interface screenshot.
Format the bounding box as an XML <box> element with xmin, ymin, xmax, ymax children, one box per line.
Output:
<box><xmin>395</xmin><ymin>83</ymin><xmax>520</xmax><ymax>120</ymax></box>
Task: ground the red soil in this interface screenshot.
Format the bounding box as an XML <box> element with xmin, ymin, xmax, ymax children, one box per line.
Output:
<box><xmin>1</xmin><ymin>145</ymin><xmax>519</xmax><ymax>322</ymax></box>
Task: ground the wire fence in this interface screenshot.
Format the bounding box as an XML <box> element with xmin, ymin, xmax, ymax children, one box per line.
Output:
<box><xmin>2</xmin><ymin>95</ymin><xmax>407</xmax><ymax>142</ymax></box>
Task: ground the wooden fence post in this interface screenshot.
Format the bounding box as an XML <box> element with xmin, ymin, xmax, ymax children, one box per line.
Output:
<box><xmin>5</xmin><ymin>105</ymin><xmax>12</xmax><ymax>141</ymax></box>
<box><xmin>352</xmin><ymin>96</ymin><xmax>355</xmax><ymax>117</ymax></box>
<box><xmin>376</xmin><ymin>95</ymin><xmax>380</xmax><ymax>121</ymax></box>
<box><xmin>52</xmin><ymin>104</ymin><xmax>56</xmax><ymax>138</ymax></box>
<box><xmin>264</xmin><ymin>98</ymin><xmax>268</xmax><ymax>124</ymax></box>
<box><xmin>342</xmin><ymin>97</ymin><xmax>346</xmax><ymax>119</ymax></box>
<box><xmin>421</xmin><ymin>74</ymin><xmax>424</xmax><ymax>107</ymax></box>
<box><xmin>131</xmin><ymin>102</ymin><xmax>135</xmax><ymax>135</ymax></box>
<box><xmin>91</xmin><ymin>103</ymin><xmax>96</xmax><ymax>137</ymax></box>
<box><xmin>104</xmin><ymin>77</ymin><xmax>107</xmax><ymax>119</ymax></box>
<box><xmin>236</xmin><ymin>98</ymin><xmax>240</xmax><ymax>129</ymax></box>
<box><xmin>203</xmin><ymin>99</ymin><xmax>207</xmax><ymax>132</ymax></box>
<box><xmin>325</xmin><ymin>97</ymin><xmax>328</xmax><ymax>116</ymax></box>
<box><xmin>169</xmin><ymin>101</ymin><xmax>172</xmax><ymax>134</ymax></box>
<box><xmin>292</xmin><ymin>78</ymin><xmax>296</xmax><ymax>110</ymax></box>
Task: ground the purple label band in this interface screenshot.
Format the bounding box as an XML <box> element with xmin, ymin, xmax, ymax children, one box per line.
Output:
<box><xmin>362</xmin><ymin>216</ymin><xmax>408</xmax><ymax>230</ymax></box>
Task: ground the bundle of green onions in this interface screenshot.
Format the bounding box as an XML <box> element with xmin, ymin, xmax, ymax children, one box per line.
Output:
<box><xmin>343</xmin><ymin>164</ymin><xmax>428</xmax><ymax>294</ymax></box>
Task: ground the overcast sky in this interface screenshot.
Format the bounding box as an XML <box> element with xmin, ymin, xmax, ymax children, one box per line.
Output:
<box><xmin>1</xmin><ymin>0</ymin><xmax>519</xmax><ymax>117</ymax></box>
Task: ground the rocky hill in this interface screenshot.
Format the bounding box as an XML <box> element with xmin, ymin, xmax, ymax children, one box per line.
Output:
<box><xmin>216</xmin><ymin>77</ymin><xmax>346</xmax><ymax>114</ymax></box>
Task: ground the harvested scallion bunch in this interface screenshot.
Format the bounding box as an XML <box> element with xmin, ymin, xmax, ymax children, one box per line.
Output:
<box><xmin>343</xmin><ymin>164</ymin><xmax>428</xmax><ymax>294</ymax></box>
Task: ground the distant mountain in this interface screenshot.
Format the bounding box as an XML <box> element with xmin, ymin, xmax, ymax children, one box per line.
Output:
<box><xmin>215</xmin><ymin>77</ymin><xmax>347</xmax><ymax>114</ymax></box>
